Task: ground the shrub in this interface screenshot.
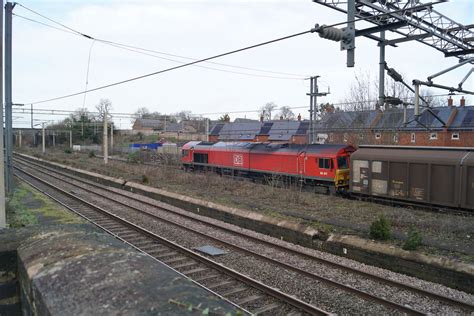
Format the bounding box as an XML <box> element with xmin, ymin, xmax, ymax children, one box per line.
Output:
<box><xmin>64</xmin><ymin>148</ymin><xmax>72</xmax><ymax>154</ymax></box>
<box><xmin>141</xmin><ymin>174</ymin><xmax>149</xmax><ymax>184</ymax></box>
<box><xmin>88</xmin><ymin>151</ymin><xmax>95</xmax><ymax>158</ymax></box>
<box><xmin>403</xmin><ymin>226</ymin><xmax>423</xmax><ymax>250</ymax></box>
<box><xmin>127</xmin><ymin>151</ymin><xmax>139</xmax><ymax>164</ymax></box>
<box><xmin>369</xmin><ymin>214</ymin><xmax>391</xmax><ymax>240</ymax></box>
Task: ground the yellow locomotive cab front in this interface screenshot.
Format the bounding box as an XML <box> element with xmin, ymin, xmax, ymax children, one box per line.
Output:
<box><xmin>335</xmin><ymin>168</ymin><xmax>350</xmax><ymax>189</ymax></box>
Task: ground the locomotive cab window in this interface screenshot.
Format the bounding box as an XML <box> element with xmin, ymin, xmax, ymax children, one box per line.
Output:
<box><xmin>318</xmin><ymin>158</ymin><xmax>332</xmax><ymax>169</ymax></box>
<box><xmin>193</xmin><ymin>153</ymin><xmax>208</xmax><ymax>164</ymax></box>
<box><xmin>337</xmin><ymin>156</ymin><xmax>348</xmax><ymax>169</ymax></box>
<box><xmin>181</xmin><ymin>150</ymin><xmax>189</xmax><ymax>158</ymax></box>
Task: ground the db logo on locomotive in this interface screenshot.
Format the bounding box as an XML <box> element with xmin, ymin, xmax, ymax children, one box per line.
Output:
<box><xmin>233</xmin><ymin>154</ymin><xmax>244</xmax><ymax>166</ymax></box>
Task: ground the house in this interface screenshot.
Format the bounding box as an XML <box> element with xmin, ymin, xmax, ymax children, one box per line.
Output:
<box><xmin>316</xmin><ymin>101</ymin><xmax>474</xmax><ymax>147</ymax></box>
<box><xmin>209</xmin><ymin>119</ymin><xmax>309</xmax><ymax>144</ymax></box>
<box><xmin>209</xmin><ymin>99</ymin><xmax>473</xmax><ymax>147</ymax></box>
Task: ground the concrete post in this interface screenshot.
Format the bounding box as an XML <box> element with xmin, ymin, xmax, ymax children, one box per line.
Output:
<box><xmin>5</xmin><ymin>2</ymin><xmax>13</xmax><ymax>193</ymax></box>
<box><xmin>110</xmin><ymin>122</ymin><xmax>114</xmax><ymax>155</ymax></box>
<box><xmin>70</xmin><ymin>130</ymin><xmax>72</xmax><ymax>148</ymax></box>
<box><xmin>103</xmin><ymin>113</ymin><xmax>108</xmax><ymax>164</ymax></box>
<box><xmin>19</xmin><ymin>130</ymin><xmax>22</xmax><ymax>148</ymax></box>
<box><xmin>53</xmin><ymin>131</ymin><xmax>55</xmax><ymax>147</ymax></box>
<box><xmin>206</xmin><ymin>118</ymin><xmax>209</xmax><ymax>142</ymax></box>
<box><xmin>42</xmin><ymin>123</ymin><xmax>45</xmax><ymax>154</ymax></box>
<box><xmin>0</xmin><ymin>0</ymin><xmax>6</xmax><ymax>228</ymax></box>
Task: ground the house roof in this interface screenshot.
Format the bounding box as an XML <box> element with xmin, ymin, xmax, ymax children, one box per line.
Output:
<box><xmin>315</xmin><ymin>111</ymin><xmax>377</xmax><ymax>131</ymax></box>
<box><xmin>217</xmin><ymin>122</ymin><xmax>263</xmax><ymax>140</ymax></box>
<box><xmin>134</xmin><ymin>118</ymin><xmax>163</xmax><ymax>129</ymax></box>
<box><xmin>268</xmin><ymin>121</ymin><xmax>309</xmax><ymax>141</ymax></box>
<box><xmin>449</xmin><ymin>107</ymin><xmax>474</xmax><ymax>130</ymax></box>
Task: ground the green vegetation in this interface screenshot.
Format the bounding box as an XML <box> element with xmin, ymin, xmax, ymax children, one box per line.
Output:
<box><xmin>88</xmin><ymin>150</ymin><xmax>96</xmax><ymax>158</ymax></box>
<box><xmin>403</xmin><ymin>225</ymin><xmax>423</xmax><ymax>250</ymax></box>
<box><xmin>7</xmin><ymin>182</ymin><xmax>84</xmax><ymax>227</ymax></box>
<box><xmin>369</xmin><ymin>214</ymin><xmax>391</xmax><ymax>240</ymax></box>
<box><xmin>64</xmin><ymin>148</ymin><xmax>72</xmax><ymax>154</ymax></box>
<box><xmin>7</xmin><ymin>185</ymin><xmax>38</xmax><ymax>227</ymax></box>
<box><xmin>141</xmin><ymin>174</ymin><xmax>149</xmax><ymax>184</ymax></box>
<box><xmin>127</xmin><ymin>151</ymin><xmax>140</xmax><ymax>164</ymax></box>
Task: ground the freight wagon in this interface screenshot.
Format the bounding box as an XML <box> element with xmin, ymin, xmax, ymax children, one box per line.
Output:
<box><xmin>350</xmin><ymin>146</ymin><xmax>474</xmax><ymax>210</ymax></box>
<box><xmin>181</xmin><ymin>141</ymin><xmax>355</xmax><ymax>191</ymax></box>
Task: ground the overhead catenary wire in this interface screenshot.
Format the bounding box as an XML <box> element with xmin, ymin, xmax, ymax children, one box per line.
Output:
<box><xmin>22</xmin><ymin>29</ymin><xmax>314</xmax><ymax>105</ymax></box>
<box><xmin>10</xmin><ymin>92</ymin><xmax>463</xmax><ymax>120</ymax></box>
<box><xmin>16</xmin><ymin>0</ymin><xmax>447</xmax><ymax>106</ymax></box>
<box><xmin>12</xmin><ymin>9</ymin><xmax>308</xmax><ymax>79</ymax></box>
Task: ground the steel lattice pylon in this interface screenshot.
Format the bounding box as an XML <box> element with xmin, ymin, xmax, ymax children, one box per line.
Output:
<box><xmin>313</xmin><ymin>0</ymin><xmax>474</xmax><ymax>60</ymax></box>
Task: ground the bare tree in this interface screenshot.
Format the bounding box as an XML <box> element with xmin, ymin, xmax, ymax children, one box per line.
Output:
<box><xmin>134</xmin><ymin>106</ymin><xmax>150</xmax><ymax>118</ymax></box>
<box><xmin>218</xmin><ymin>113</ymin><xmax>231</xmax><ymax>122</ymax></box>
<box><xmin>344</xmin><ymin>71</ymin><xmax>414</xmax><ymax>111</ymax></box>
<box><xmin>95</xmin><ymin>98</ymin><xmax>113</xmax><ymax>121</ymax></box>
<box><xmin>175</xmin><ymin>110</ymin><xmax>192</xmax><ymax>121</ymax></box>
<box><xmin>259</xmin><ymin>102</ymin><xmax>277</xmax><ymax>121</ymax></box>
<box><xmin>420</xmin><ymin>89</ymin><xmax>443</xmax><ymax>107</ymax></box>
<box><xmin>275</xmin><ymin>106</ymin><xmax>295</xmax><ymax>120</ymax></box>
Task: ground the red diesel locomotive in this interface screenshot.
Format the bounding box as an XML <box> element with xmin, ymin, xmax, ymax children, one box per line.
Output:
<box><xmin>181</xmin><ymin>141</ymin><xmax>356</xmax><ymax>191</ymax></box>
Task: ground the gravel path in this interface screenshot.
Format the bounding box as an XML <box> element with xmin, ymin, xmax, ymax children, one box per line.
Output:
<box><xmin>16</xmin><ymin>160</ymin><xmax>474</xmax><ymax>315</ymax></box>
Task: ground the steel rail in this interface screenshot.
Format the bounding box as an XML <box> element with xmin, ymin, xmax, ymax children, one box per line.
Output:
<box><xmin>16</xmin><ymin>158</ymin><xmax>469</xmax><ymax>315</ymax></box>
<box><xmin>14</xmin><ymin>159</ymin><xmax>425</xmax><ymax>314</ymax></box>
<box><xmin>14</xmin><ymin>154</ymin><xmax>474</xmax><ymax>312</ymax></box>
<box><xmin>14</xmin><ymin>166</ymin><xmax>330</xmax><ymax>316</ymax></box>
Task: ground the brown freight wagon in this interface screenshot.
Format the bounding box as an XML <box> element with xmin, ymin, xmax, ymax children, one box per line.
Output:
<box><xmin>350</xmin><ymin>146</ymin><xmax>474</xmax><ymax>211</ymax></box>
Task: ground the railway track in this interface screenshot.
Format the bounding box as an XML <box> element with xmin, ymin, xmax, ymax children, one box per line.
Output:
<box><xmin>14</xmin><ymin>166</ymin><xmax>326</xmax><ymax>316</ymax></box>
<box><xmin>14</xmin><ymin>155</ymin><xmax>474</xmax><ymax>315</ymax></box>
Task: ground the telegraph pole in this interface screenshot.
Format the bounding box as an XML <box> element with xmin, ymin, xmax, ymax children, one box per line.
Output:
<box><xmin>5</xmin><ymin>1</ymin><xmax>14</xmax><ymax>193</ymax></box>
<box><xmin>0</xmin><ymin>0</ymin><xmax>6</xmax><ymax>228</ymax></box>
<box><xmin>69</xmin><ymin>130</ymin><xmax>72</xmax><ymax>148</ymax></box>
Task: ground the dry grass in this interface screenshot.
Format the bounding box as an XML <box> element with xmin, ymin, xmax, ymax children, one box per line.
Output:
<box><xmin>18</xmin><ymin>147</ymin><xmax>474</xmax><ymax>261</ymax></box>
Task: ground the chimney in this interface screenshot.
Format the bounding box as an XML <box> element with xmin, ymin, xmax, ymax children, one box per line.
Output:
<box><xmin>460</xmin><ymin>96</ymin><xmax>465</xmax><ymax>107</ymax></box>
<box><xmin>448</xmin><ymin>96</ymin><xmax>453</xmax><ymax>107</ymax></box>
<box><xmin>260</xmin><ymin>115</ymin><xmax>264</xmax><ymax>123</ymax></box>
<box><xmin>297</xmin><ymin>113</ymin><xmax>301</xmax><ymax>121</ymax></box>
<box><xmin>280</xmin><ymin>115</ymin><xmax>283</xmax><ymax>120</ymax></box>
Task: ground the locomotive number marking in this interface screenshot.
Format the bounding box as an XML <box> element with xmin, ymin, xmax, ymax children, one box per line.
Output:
<box><xmin>233</xmin><ymin>154</ymin><xmax>244</xmax><ymax>166</ymax></box>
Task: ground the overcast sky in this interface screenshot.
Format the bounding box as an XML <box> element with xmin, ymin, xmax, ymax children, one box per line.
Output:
<box><xmin>10</xmin><ymin>0</ymin><xmax>474</xmax><ymax>128</ymax></box>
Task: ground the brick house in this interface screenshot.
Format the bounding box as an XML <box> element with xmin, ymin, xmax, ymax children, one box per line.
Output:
<box><xmin>312</xmin><ymin>98</ymin><xmax>473</xmax><ymax>147</ymax></box>
<box><xmin>210</xmin><ymin>102</ymin><xmax>473</xmax><ymax>147</ymax></box>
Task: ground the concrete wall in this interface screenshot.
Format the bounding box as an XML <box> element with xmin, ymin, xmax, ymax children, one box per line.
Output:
<box><xmin>0</xmin><ymin>225</ymin><xmax>241</xmax><ymax>315</ymax></box>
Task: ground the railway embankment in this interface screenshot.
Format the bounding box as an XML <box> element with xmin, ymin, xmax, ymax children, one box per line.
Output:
<box><xmin>0</xmin><ymin>181</ymin><xmax>243</xmax><ymax>315</ymax></box>
<box><xmin>16</xmin><ymin>152</ymin><xmax>474</xmax><ymax>294</ymax></box>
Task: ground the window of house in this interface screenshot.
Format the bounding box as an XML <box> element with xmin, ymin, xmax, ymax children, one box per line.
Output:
<box><xmin>393</xmin><ymin>133</ymin><xmax>399</xmax><ymax>143</ymax></box>
<box><xmin>318</xmin><ymin>158</ymin><xmax>332</xmax><ymax>169</ymax></box>
<box><xmin>375</xmin><ymin>133</ymin><xmax>381</xmax><ymax>140</ymax></box>
<box><xmin>429</xmin><ymin>132</ymin><xmax>438</xmax><ymax>140</ymax></box>
<box><xmin>343</xmin><ymin>133</ymin><xmax>348</xmax><ymax>143</ymax></box>
<box><xmin>451</xmin><ymin>133</ymin><xmax>460</xmax><ymax>140</ymax></box>
<box><xmin>411</xmin><ymin>133</ymin><xmax>416</xmax><ymax>143</ymax></box>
